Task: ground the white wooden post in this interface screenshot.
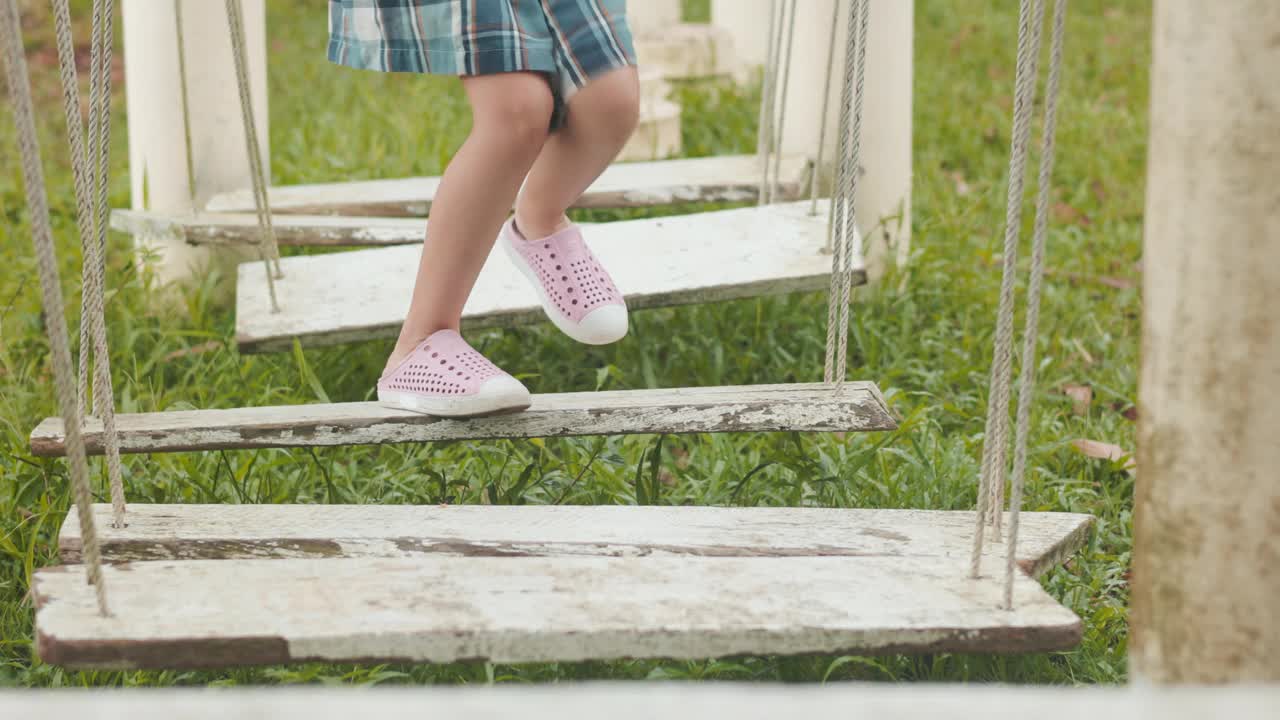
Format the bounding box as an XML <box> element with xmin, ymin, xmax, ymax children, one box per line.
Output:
<box><xmin>713</xmin><ymin>0</ymin><xmax>914</xmax><ymax>280</ymax></box>
<box><xmin>710</xmin><ymin>0</ymin><xmax>773</xmax><ymax>67</ymax></box>
<box><xmin>1130</xmin><ymin>0</ymin><xmax>1280</xmax><ymax>684</ymax></box>
<box><xmin>121</xmin><ymin>0</ymin><xmax>268</xmax><ymax>288</ymax></box>
<box><xmin>626</xmin><ymin>0</ymin><xmax>682</xmax><ymax>35</ymax></box>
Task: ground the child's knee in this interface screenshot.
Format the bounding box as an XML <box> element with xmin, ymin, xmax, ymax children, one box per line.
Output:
<box><xmin>476</xmin><ymin>82</ymin><xmax>554</xmax><ymax>150</ymax></box>
<box><xmin>586</xmin><ymin>75</ymin><xmax>641</xmax><ymax>140</ymax></box>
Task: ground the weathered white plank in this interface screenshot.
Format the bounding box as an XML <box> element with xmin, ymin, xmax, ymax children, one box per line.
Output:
<box><xmin>111</xmin><ymin>211</ymin><xmax>430</xmax><ymax>247</ymax></box>
<box><xmin>3</xmin><ymin>686</ymin><xmax>1279</xmax><ymax>720</ymax></box>
<box><xmin>30</xmin><ymin>382</ymin><xmax>894</xmax><ymax>457</ymax></box>
<box><xmin>57</xmin><ymin>505</ymin><xmax>1092</xmax><ymax>579</ymax></box>
<box><xmin>205</xmin><ymin>154</ymin><xmax>808</xmax><ymax>218</ymax></box>
<box><xmin>234</xmin><ymin>201</ymin><xmax>854</xmax><ymax>352</ymax></box>
<box><xmin>34</xmin><ymin>555</ymin><xmax>1082</xmax><ymax>668</ymax></box>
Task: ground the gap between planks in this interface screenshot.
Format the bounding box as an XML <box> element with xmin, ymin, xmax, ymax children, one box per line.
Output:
<box><xmin>30</xmin><ymin>382</ymin><xmax>895</xmax><ymax>457</ymax></box>
<box><xmin>56</xmin><ymin>505</ymin><xmax>1093</xmax><ymax>580</ymax></box>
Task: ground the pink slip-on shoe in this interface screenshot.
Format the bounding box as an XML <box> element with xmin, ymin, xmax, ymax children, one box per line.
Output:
<box><xmin>500</xmin><ymin>219</ymin><xmax>629</xmax><ymax>345</ymax></box>
<box><xmin>377</xmin><ymin>329</ymin><xmax>531</xmax><ymax>417</ymax></box>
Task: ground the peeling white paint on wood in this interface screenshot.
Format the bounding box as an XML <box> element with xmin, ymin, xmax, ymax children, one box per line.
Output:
<box><xmin>111</xmin><ymin>211</ymin><xmax>432</xmax><ymax>247</ymax></box>
<box><xmin>30</xmin><ymin>382</ymin><xmax>893</xmax><ymax>457</ymax></box>
<box><xmin>2</xmin><ymin>685</ymin><xmax>1278</xmax><ymax>720</ymax></box>
<box><xmin>204</xmin><ymin>155</ymin><xmax>807</xmax><ymax>218</ymax></box>
<box><xmin>34</xmin><ymin>554</ymin><xmax>1082</xmax><ymax>668</ymax></box>
<box><xmin>233</xmin><ymin>201</ymin><xmax>854</xmax><ymax>352</ymax></box>
<box><xmin>57</xmin><ymin>505</ymin><xmax>1092</xmax><ymax>578</ymax></box>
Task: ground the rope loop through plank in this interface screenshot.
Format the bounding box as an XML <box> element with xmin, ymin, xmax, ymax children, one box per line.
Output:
<box><xmin>969</xmin><ymin>0</ymin><xmax>1044</xmax><ymax>567</ymax></box>
<box><xmin>52</xmin><ymin>0</ymin><xmax>127</xmax><ymax>529</ymax></box>
<box><xmin>1</xmin><ymin>0</ymin><xmax>110</xmax><ymax>615</ymax></box>
<box><xmin>969</xmin><ymin>0</ymin><xmax>1069</xmax><ymax>612</ymax></box>
<box><xmin>1003</xmin><ymin>0</ymin><xmax>1069</xmax><ymax>610</ymax></box>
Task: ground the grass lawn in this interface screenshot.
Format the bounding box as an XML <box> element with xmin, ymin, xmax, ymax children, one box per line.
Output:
<box><xmin>1</xmin><ymin>0</ymin><xmax>1148</xmax><ymax>687</ymax></box>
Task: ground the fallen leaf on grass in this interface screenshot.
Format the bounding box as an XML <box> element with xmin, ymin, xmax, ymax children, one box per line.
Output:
<box><xmin>162</xmin><ymin>340</ymin><xmax>222</xmax><ymax>362</ymax></box>
<box><xmin>1096</xmin><ymin>275</ymin><xmax>1137</xmax><ymax>290</ymax></box>
<box><xmin>671</xmin><ymin>447</ymin><xmax>691</xmax><ymax>470</ymax></box>
<box><xmin>1110</xmin><ymin>402</ymin><xmax>1138</xmax><ymax>421</ymax></box>
<box><xmin>1053</xmin><ymin>202</ymin><xmax>1092</xmax><ymax>227</ymax></box>
<box><xmin>1063</xmin><ymin>384</ymin><xmax>1093</xmax><ymax>416</ymax></box>
<box><xmin>1072</xmin><ymin>439</ymin><xmax>1136</xmax><ymax>472</ymax></box>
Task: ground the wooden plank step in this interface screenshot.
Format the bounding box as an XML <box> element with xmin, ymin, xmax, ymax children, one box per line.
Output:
<box><xmin>205</xmin><ymin>154</ymin><xmax>808</xmax><ymax>218</ymax></box>
<box><xmin>3</xmin><ymin>686</ymin><xmax>1277</xmax><ymax>720</ymax></box>
<box><xmin>34</xmin><ymin>554</ymin><xmax>1083</xmax><ymax>669</ymax></box>
<box><xmin>234</xmin><ymin>201</ymin><xmax>851</xmax><ymax>353</ymax></box>
<box><xmin>57</xmin><ymin>505</ymin><xmax>1093</xmax><ymax>580</ymax></box>
<box><xmin>29</xmin><ymin>382</ymin><xmax>895</xmax><ymax>457</ymax></box>
<box><xmin>111</xmin><ymin>211</ymin><xmax>431</xmax><ymax>248</ymax></box>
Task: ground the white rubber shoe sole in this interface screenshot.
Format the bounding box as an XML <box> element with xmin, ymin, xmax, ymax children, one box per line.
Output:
<box><xmin>377</xmin><ymin>376</ymin><xmax>532</xmax><ymax>418</ymax></box>
<box><xmin>501</xmin><ymin>232</ymin><xmax>629</xmax><ymax>345</ymax></box>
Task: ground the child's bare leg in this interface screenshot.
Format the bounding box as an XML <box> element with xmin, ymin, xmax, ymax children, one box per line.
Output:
<box><xmin>514</xmin><ymin>66</ymin><xmax>640</xmax><ymax>239</ymax></box>
<box><xmin>386</xmin><ymin>72</ymin><xmax>553</xmax><ymax>373</ymax></box>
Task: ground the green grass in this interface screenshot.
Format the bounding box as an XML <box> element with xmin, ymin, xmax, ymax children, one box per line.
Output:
<box><xmin>0</xmin><ymin>0</ymin><xmax>1147</xmax><ymax>687</ymax></box>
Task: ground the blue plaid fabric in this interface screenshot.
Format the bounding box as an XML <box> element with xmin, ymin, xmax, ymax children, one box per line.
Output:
<box><xmin>328</xmin><ymin>0</ymin><xmax>636</xmax><ymax>92</ymax></box>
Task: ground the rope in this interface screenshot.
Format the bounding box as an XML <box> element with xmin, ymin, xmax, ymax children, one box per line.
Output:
<box><xmin>767</xmin><ymin>0</ymin><xmax>797</xmax><ymax>205</ymax></box>
<box><xmin>224</xmin><ymin>0</ymin><xmax>284</xmax><ymax>312</ymax></box>
<box><xmin>834</xmin><ymin>0</ymin><xmax>869</xmax><ymax>386</ymax></box>
<box><xmin>2</xmin><ymin>0</ymin><xmax>110</xmax><ymax>616</ymax></box>
<box><xmin>1004</xmin><ymin>0</ymin><xmax>1067</xmax><ymax>610</ymax></box>
<box><xmin>822</xmin><ymin>0</ymin><xmax>861</xmax><ymax>383</ymax></box>
<box><xmin>174</xmin><ymin>0</ymin><xmax>200</xmax><ymax>212</ymax></box>
<box><xmin>810</xmin><ymin>0</ymin><xmax>842</xmax><ymax>219</ymax></box>
<box><xmin>756</xmin><ymin>0</ymin><xmax>782</xmax><ymax>206</ymax></box>
<box><xmin>970</xmin><ymin>0</ymin><xmax>1046</xmax><ymax>578</ymax></box>
<box><xmin>54</xmin><ymin>0</ymin><xmax>126</xmax><ymax>529</ymax></box>
<box><xmin>50</xmin><ymin>0</ymin><xmax>93</xmax><ymax>420</ymax></box>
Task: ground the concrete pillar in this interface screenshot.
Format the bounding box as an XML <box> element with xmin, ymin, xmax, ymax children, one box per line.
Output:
<box><xmin>627</xmin><ymin>0</ymin><xmax>682</xmax><ymax>35</ymax></box>
<box><xmin>1130</xmin><ymin>0</ymin><xmax>1280</xmax><ymax>684</ymax></box>
<box><xmin>715</xmin><ymin>0</ymin><xmax>913</xmax><ymax>279</ymax></box>
<box><xmin>122</xmin><ymin>0</ymin><xmax>267</xmax><ymax>287</ymax></box>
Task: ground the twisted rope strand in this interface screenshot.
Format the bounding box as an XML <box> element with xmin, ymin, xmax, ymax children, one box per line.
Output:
<box><xmin>767</xmin><ymin>0</ymin><xmax>798</xmax><ymax>205</ymax></box>
<box><xmin>225</xmin><ymin>0</ymin><xmax>284</xmax><ymax>312</ymax></box>
<box><xmin>823</xmin><ymin>0</ymin><xmax>860</xmax><ymax>383</ymax></box>
<box><xmin>970</xmin><ymin>0</ymin><xmax>1046</xmax><ymax>578</ymax></box>
<box><xmin>756</xmin><ymin>0</ymin><xmax>782</xmax><ymax>206</ymax></box>
<box><xmin>50</xmin><ymin>0</ymin><xmax>94</xmax><ymax>420</ymax></box>
<box><xmin>1004</xmin><ymin>0</ymin><xmax>1068</xmax><ymax>610</ymax></box>
<box><xmin>811</xmin><ymin>0</ymin><xmax>842</xmax><ymax>219</ymax></box>
<box><xmin>833</xmin><ymin>0</ymin><xmax>870</xmax><ymax>388</ymax></box>
<box><xmin>2</xmin><ymin>0</ymin><xmax>109</xmax><ymax>616</ymax></box>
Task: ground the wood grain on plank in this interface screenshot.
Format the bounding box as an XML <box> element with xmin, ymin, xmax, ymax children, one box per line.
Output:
<box><xmin>57</xmin><ymin>505</ymin><xmax>1092</xmax><ymax>576</ymax></box>
<box><xmin>111</xmin><ymin>211</ymin><xmax>430</xmax><ymax>247</ymax></box>
<box><xmin>34</xmin><ymin>555</ymin><xmax>1082</xmax><ymax>669</ymax></box>
<box><xmin>30</xmin><ymin>382</ymin><xmax>893</xmax><ymax>457</ymax></box>
<box><xmin>233</xmin><ymin>201</ymin><xmax>856</xmax><ymax>352</ymax></box>
<box><xmin>204</xmin><ymin>154</ymin><xmax>808</xmax><ymax>218</ymax></box>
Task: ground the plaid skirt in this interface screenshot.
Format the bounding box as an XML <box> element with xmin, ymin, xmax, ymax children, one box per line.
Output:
<box><xmin>327</xmin><ymin>1</ymin><xmax>636</xmax><ymax>104</ymax></box>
